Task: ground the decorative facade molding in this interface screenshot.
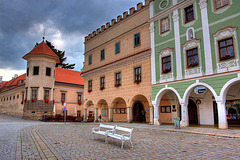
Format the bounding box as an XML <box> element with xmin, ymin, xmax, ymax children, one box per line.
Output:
<box><xmin>159</xmin><ymin>48</ymin><xmax>174</xmax><ymax>83</ymax></box>
<box><xmin>182</xmin><ymin>39</ymin><xmax>203</xmax><ymax>79</ymax></box>
<box><xmin>159</xmin><ymin>0</ymin><xmax>169</xmax><ymax>10</ymax></box>
<box><xmin>172</xmin><ymin>11</ymin><xmax>179</xmax><ymax>22</ymax></box>
<box><xmin>213</xmin><ymin>26</ymin><xmax>237</xmax><ymax>39</ymax></box>
<box><xmin>149</xmin><ymin>25</ymin><xmax>154</xmax><ymax>33</ymax></box>
<box><xmin>199</xmin><ymin>0</ymin><xmax>207</xmax><ymax>10</ymax></box>
<box><xmin>159</xmin><ymin>47</ymin><xmax>173</xmax><ymax>57</ymax></box>
<box><xmin>182</xmin><ymin>38</ymin><xmax>200</xmax><ymax>49</ymax></box>
<box><xmin>213</xmin><ymin>26</ymin><xmax>239</xmax><ymax>73</ymax></box>
<box><xmin>217</xmin><ymin>59</ymin><xmax>240</xmax><ymax>73</ymax></box>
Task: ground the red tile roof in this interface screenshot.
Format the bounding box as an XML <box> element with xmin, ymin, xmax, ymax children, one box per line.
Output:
<box><xmin>55</xmin><ymin>68</ymin><xmax>84</xmax><ymax>86</ymax></box>
<box><xmin>0</xmin><ymin>68</ymin><xmax>83</xmax><ymax>91</ymax></box>
<box><xmin>0</xmin><ymin>74</ymin><xmax>26</xmax><ymax>89</ymax></box>
<box><xmin>0</xmin><ymin>81</ymin><xmax>6</xmax><ymax>88</ymax></box>
<box><xmin>23</xmin><ymin>41</ymin><xmax>59</xmax><ymax>59</ymax></box>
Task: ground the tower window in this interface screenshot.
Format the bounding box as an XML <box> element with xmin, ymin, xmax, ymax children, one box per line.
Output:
<box><xmin>33</xmin><ymin>66</ymin><xmax>39</xmax><ymax>75</ymax></box>
<box><xmin>46</xmin><ymin>67</ymin><xmax>51</xmax><ymax>76</ymax></box>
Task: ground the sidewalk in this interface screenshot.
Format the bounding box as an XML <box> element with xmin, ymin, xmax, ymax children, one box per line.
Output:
<box><xmin>96</xmin><ymin>122</ymin><xmax>240</xmax><ymax>138</ymax></box>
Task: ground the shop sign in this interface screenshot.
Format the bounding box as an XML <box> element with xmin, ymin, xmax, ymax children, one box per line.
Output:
<box><xmin>194</xmin><ymin>86</ymin><xmax>207</xmax><ymax>94</ymax></box>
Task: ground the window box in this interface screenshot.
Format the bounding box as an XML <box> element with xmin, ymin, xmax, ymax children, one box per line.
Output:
<box><xmin>162</xmin><ymin>68</ymin><xmax>171</xmax><ymax>73</ymax></box>
<box><xmin>188</xmin><ymin>62</ymin><xmax>198</xmax><ymax>68</ymax></box>
<box><xmin>135</xmin><ymin>80</ymin><xmax>141</xmax><ymax>84</ymax></box>
<box><xmin>78</xmin><ymin>101</ymin><xmax>82</xmax><ymax>105</ymax></box>
<box><xmin>221</xmin><ymin>54</ymin><xmax>233</xmax><ymax>60</ymax></box>
<box><xmin>53</xmin><ymin>100</ymin><xmax>55</xmax><ymax>104</ymax></box>
<box><xmin>115</xmin><ymin>84</ymin><xmax>121</xmax><ymax>87</ymax></box>
<box><xmin>31</xmin><ymin>98</ymin><xmax>37</xmax><ymax>103</ymax></box>
<box><xmin>100</xmin><ymin>86</ymin><xmax>104</xmax><ymax>90</ymax></box>
<box><xmin>44</xmin><ymin>99</ymin><xmax>49</xmax><ymax>103</ymax></box>
<box><xmin>24</xmin><ymin>98</ymin><xmax>27</xmax><ymax>102</ymax></box>
<box><xmin>88</xmin><ymin>89</ymin><xmax>92</xmax><ymax>93</ymax></box>
<box><xmin>21</xmin><ymin>101</ymin><xmax>23</xmax><ymax>104</ymax></box>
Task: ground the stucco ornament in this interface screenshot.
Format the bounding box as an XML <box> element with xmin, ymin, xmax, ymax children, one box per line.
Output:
<box><xmin>149</xmin><ymin>24</ymin><xmax>154</xmax><ymax>33</ymax></box>
<box><xmin>159</xmin><ymin>47</ymin><xmax>173</xmax><ymax>57</ymax></box>
<box><xmin>213</xmin><ymin>27</ymin><xmax>237</xmax><ymax>40</ymax></box>
<box><xmin>182</xmin><ymin>39</ymin><xmax>200</xmax><ymax>50</ymax></box>
<box><xmin>199</xmin><ymin>0</ymin><xmax>207</xmax><ymax>10</ymax></box>
<box><xmin>172</xmin><ymin>10</ymin><xmax>179</xmax><ymax>22</ymax></box>
<box><xmin>159</xmin><ymin>0</ymin><xmax>169</xmax><ymax>10</ymax></box>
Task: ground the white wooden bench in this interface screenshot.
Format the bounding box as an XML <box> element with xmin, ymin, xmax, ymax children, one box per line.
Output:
<box><xmin>92</xmin><ymin>123</ymin><xmax>115</xmax><ymax>142</ymax></box>
<box><xmin>106</xmin><ymin>126</ymin><xmax>133</xmax><ymax>149</ymax></box>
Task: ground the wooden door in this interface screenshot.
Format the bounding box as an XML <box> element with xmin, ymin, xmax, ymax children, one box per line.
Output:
<box><xmin>188</xmin><ymin>99</ymin><xmax>198</xmax><ymax>124</ymax></box>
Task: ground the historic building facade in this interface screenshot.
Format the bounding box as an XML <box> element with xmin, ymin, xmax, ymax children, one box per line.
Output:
<box><xmin>82</xmin><ymin>0</ymin><xmax>153</xmax><ymax>123</ymax></box>
<box><xmin>150</xmin><ymin>0</ymin><xmax>240</xmax><ymax>128</ymax></box>
<box><xmin>0</xmin><ymin>41</ymin><xmax>84</xmax><ymax>120</ymax></box>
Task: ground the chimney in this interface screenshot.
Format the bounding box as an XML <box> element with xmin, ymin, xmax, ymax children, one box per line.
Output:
<box><xmin>106</xmin><ymin>22</ymin><xmax>110</xmax><ymax>29</ymax></box>
<box><xmin>137</xmin><ymin>2</ymin><xmax>143</xmax><ymax>10</ymax></box>
<box><xmin>129</xmin><ymin>7</ymin><xmax>135</xmax><ymax>15</ymax></box>
<box><xmin>117</xmin><ymin>15</ymin><xmax>122</xmax><ymax>22</ymax></box>
<box><xmin>0</xmin><ymin>76</ymin><xmax>2</xmax><ymax>83</ymax></box>
<box><xmin>145</xmin><ymin>0</ymin><xmax>150</xmax><ymax>5</ymax></box>
<box><xmin>123</xmin><ymin>11</ymin><xmax>128</xmax><ymax>18</ymax></box>
<box><xmin>13</xmin><ymin>74</ymin><xmax>18</xmax><ymax>79</ymax></box>
<box><xmin>101</xmin><ymin>25</ymin><xmax>106</xmax><ymax>31</ymax></box>
<box><xmin>111</xmin><ymin>19</ymin><xmax>116</xmax><ymax>25</ymax></box>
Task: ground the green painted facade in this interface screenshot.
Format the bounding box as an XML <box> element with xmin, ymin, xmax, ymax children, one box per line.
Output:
<box><xmin>152</xmin><ymin>0</ymin><xmax>240</xmax><ymax>101</ymax></box>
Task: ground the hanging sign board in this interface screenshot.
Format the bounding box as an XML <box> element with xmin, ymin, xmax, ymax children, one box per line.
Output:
<box><xmin>194</xmin><ymin>86</ymin><xmax>207</xmax><ymax>94</ymax></box>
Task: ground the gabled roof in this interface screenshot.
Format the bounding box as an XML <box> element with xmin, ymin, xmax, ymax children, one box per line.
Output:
<box><xmin>0</xmin><ymin>81</ymin><xmax>7</xmax><ymax>88</ymax></box>
<box><xmin>0</xmin><ymin>74</ymin><xmax>26</xmax><ymax>90</ymax></box>
<box><xmin>55</xmin><ymin>68</ymin><xmax>84</xmax><ymax>86</ymax></box>
<box><xmin>23</xmin><ymin>41</ymin><xmax>59</xmax><ymax>59</ymax></box>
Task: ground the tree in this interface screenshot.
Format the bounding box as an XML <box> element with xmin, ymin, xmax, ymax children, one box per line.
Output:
<box><xmin>35</xmin><ymin>40</ymin><xmax>75</xmax><ymax>69</ymax></box>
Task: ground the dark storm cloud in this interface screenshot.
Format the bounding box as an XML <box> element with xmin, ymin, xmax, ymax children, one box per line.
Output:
<box><xmin>0</xmin><ymin>0</ymin><xmax>144</xmax><ymax>71</ymax></box>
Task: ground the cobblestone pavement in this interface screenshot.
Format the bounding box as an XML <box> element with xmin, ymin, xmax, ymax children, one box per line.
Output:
<box><xmin>1</xmin><ymin>114</ymin><xmax>240</xmax><ymax>160</ymax></box>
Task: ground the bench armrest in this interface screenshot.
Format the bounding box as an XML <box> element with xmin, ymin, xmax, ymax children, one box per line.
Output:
<box><xmin>121</xmin><ymin>133</ymin><xmax>131</xmax><ymax>137</ymax></box>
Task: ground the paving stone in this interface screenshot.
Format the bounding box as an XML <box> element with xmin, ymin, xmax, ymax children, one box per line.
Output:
<box><xmin>1</xmin><ymin>114</ymin><xmax>240</xmax><ymax>159</ymax></box>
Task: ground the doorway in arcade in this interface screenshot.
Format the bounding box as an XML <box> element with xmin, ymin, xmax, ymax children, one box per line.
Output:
<box><xmin>225</xmin><ymin>82</ymin><xmax>240</xmax><ymax>126</ymax></box>
<box><xmin>187</xmin><ymin>86</ymin><xmax>218</xmax><ymax>126</ymax></box>
<box><xmin>158</xmin><ymin>93</ymin><xmax>180</xmax><ymax>124</ymax></box>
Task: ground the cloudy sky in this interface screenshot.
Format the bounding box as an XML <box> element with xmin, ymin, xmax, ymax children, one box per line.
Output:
<box><xmin>0</xmin><ymin>0</ymin><xmax>145</xmax><ymax>81</ymax></box>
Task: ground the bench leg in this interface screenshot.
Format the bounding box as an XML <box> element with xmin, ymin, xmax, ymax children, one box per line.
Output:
<box><xmin>105</xmin><ymin>135</ymin><xmax>108</xmax><ymax>144</ymax></box>
<box><xmin>121</xmin><ymin>140</ymin><xmax>125</xmax><ymax>149</ymax></box>
<box><xmin>129</xmin><ymin>140</ymin><xmax>133</xmax><ymax>148</ymax></box>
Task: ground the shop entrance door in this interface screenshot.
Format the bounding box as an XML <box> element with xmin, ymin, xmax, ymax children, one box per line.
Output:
<box><xmin>77</xmin><ymin>110</ymin><xmax>81</xmax><ymax>121</ymax></box>
<box><xmin>133</xmin><ymin>102</ymin><xmax>145</xmax><ymax>122</ymax></box>
<box><xmin>188</xmin><ymin>99</ymin><xmax>198</xmax><ymax>124</ymax></box>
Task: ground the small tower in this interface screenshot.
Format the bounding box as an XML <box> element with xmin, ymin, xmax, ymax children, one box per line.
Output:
<box><xmin>22</xmin><ymin>41</ymin><xmax>59</xmax><ymax>120</ymax></box>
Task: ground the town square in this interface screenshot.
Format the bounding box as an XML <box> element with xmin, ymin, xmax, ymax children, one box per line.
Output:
<box><xmin>1</xmin><ymin>0</ymin><xmax>240</xmax><ymax>159</ymax></box>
